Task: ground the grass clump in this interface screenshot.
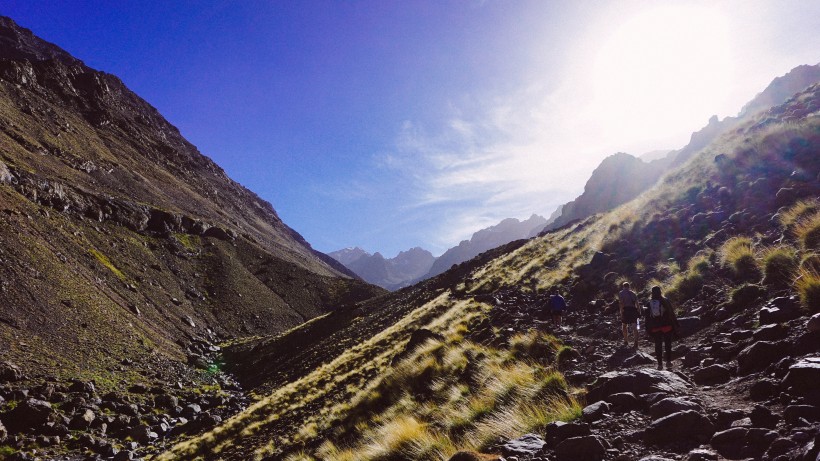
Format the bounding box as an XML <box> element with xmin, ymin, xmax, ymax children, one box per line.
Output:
<box><xmin>794</xmin><ymin>211</ymin><xmax>820</xmax><ymax>252</ymax></box>
<box><xmin>779</xmin><ymin>198</ymin><xmax>820</xmax><ymax>229</ymax></box>
<box><xmin>761</xmin><ymin>246</ymin><xmax>799</xmax><ymax>287</ymax></box>
<box><xmin>666</xmin><ymin>253</ymin><xmax>711</xmax><ymax>303</ymax></box>
<box><xmin>719</xmin><ymin>237</ymin><xmax>761</xmax><ymax>281</ymax></box>
<box><xmin>795</xmin><ymin>269</ymin><xmax>820</xmax><ymax>312</ymax></box>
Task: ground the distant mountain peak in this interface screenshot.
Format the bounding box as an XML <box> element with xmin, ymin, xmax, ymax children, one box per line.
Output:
<box><xmin>0</xmin><ymin>16</ymin><xmax>79</xmax><ymax>64</ymax></box>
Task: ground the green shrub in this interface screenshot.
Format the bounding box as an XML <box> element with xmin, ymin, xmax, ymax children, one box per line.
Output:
<box><xmin>801</xmin><ymin>253</ymin><xmax>820</xmax><ymax>273</ymax></box>
<box><xmin>795</xmin><ymin>270</ymin><xmax>820</xmax><ymax>312</ymax></box>
<box><xmin>719</xmin><ymin>237</ymin><xmax>761</xmax><ymax>281</ymax></box>
<box><xmin>761</xmin><ymin>246</ymin><xmax>799</xmax><ymax>287</ymax></box>
<box><xmin>730</xmin><ymin>283</ymin><xmax>766</xmax><ymax>308</ymax></box>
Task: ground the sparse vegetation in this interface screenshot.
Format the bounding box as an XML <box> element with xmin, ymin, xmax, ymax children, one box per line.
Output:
<box><xmin>88</xmin><ymin>247</ymin><xmax>126</xmax><ymax>281</ymax></box>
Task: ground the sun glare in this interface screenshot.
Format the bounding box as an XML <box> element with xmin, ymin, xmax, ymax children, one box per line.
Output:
<box><xmin>589</xmin><ymin>5</ymin><xmax>733</xmax><ymax>150</ymax></box>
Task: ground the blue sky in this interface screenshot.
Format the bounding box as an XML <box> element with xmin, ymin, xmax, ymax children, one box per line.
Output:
<box><xmin>4</xmin><ymin>1</ymin><xmax>820</xmax><ymax>256</ymax></box>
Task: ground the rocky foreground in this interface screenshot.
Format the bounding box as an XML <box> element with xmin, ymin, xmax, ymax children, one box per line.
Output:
<box><xmin>452</xmin><ymin>289</ymin><xmax>820</xmax><ymax>461</ymax></box>
<box><xmin>0</xmin><ymin>338</ymin><xmax>246</xmax><ymax>461</ymax></box>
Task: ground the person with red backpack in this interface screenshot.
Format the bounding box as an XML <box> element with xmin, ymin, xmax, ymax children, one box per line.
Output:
<box><xmin>645</xmin><ymin>285</ymin><xmax>679</xmax><ymax>370</ymax></box>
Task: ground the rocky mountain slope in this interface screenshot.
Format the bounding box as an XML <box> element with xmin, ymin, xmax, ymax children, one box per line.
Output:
<box><xmin>425</xmin><ymin>214</ymin><xmax>549</xmax><ymax>279</ymax></box>
<box><xmin>159</xmin><ymin>71</ymin><xmax>820</xmax><ymax>461</ymax></box>
<box><xmin>328</xmin><ymin>247</ymin><xmax>435</xmax><ymax>291</ymax></box>
<box><xmin>545</xmin><ymin>153</ymin><xmax>671</xmax><ymax>231</ymax></box>
<box><xmin>331</xmin><ymin>215</ymin><xmax>547</xmax><ymax>291</ymax></box>
<box><xmin>0</xmin><ymin>16</ymin><xmax>383</xmax><ymax>460</ymax></box>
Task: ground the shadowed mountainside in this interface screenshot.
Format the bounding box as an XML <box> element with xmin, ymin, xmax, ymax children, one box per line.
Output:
<box><xmin>0</xmin><ymin>15</ymin><xmax>382</xmax><ymax>393</ymax></box>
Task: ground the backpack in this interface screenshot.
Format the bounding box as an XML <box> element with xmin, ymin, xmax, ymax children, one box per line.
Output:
<box><xmin>649</xmin><ymin>299</ymin><xmax>664</xmax><ymax>318</ymax></box>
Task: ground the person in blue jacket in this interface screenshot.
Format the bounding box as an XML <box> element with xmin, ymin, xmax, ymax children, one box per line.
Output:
<box><xmin>548</xmin><ymin>287</ymin><xmax>567</xmax><ymax>327</ymax></box>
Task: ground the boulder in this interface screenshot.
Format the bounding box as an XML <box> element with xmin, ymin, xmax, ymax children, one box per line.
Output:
<box><xmin>154</xmin><ymin>394</ymin><xmax>179</xmax><ymax>409</ymax></box>
<box><xmin>781</xmin><ymin>356</ymin><xmax>820</xmax><ymax>395</ymax></box>
<box><xmin>604</xmin><ymin>392</ymin><xmax>643</xmax><ymax>411</ymax></box>
<box><xmin>0</xmin><ymin>362</ymin><xmax>22</xmax><ymax>382</ymax></box>
<box><xmin>737</xmin><ymin>341</ymin><xmax>791</xmax><ymax>374</ymax></box>
<box><xmin>749</xmin><ymin>379</ymin><xmax>777</xmax><ymax>401</ymax></box>
<box><xmin>644</xmin><ymin>410</ymin><xmax>715</xmax><ymax>445</ymax></box>
<box><xmin>6</xmin><ymin>398</ymin><xmax>54</xmax><ymax>432</ymax></box>
<box><xmin>765</xmin><ymin>438</ymin><xmax>799</xmax><ymax>459</ymax></box>
<box><xmin>649</xmin><ymin>397</ymin><xmax>704</xmax><ymax>420</ymax></box>
<box><xmin>684</xmin><ymin>448</ymin><xmax>718</xmax><ymax>461</ymax></box>
<box><xmin>555</xmin><ymin>435</ymin><xmax>607</xmax><ymax>461</ymax></box>
<box><xmin>676</xmin><ymin>316</ymin><xmax>702</xmax><ymax>337</ymax></box>
<box><xmin>750</xmin><ymin>404</ymin><xmax>781</xmax><ymax>429</ymax></box>
<box><xmin>0</xmin><ymin>418</ymin><xmax>6</xmax><ymax>442</ymax></box>
<box><xmin>710</xmin><ymin>427</ymin><xmax>748</xmax><ymax>458</ymax></box>
<box><xmin>784</xmin><ymin>405</ymin><xmax>820</xmax><ymax>425</ymax></box>
<box><xmin>753</xmin><ymin>323</ymin><xmax>789</xmax><ymax>342</ymax></box>
<box><xmin>501</xmin><ymin>433</ymin><xmax>546</xmax><ymax>457</ymax></box>
<box><xmin>582</xmin><ymin>401</ymin><xmax>611</xmax><ymax>422</ymax></box>
<box><xmin>808</xmin><ymin>313</ymin><xmax>820</xmax><ymax>332</ymax></box>
<box><xmin>586</xmin><ymin>369</ymin><xmax>691</xmax><ymax>403</ymax></box>
<box><xmin>693</xmin><ymin>364</ymin><xmax>732</xmax><ymax>385</ymax></box>
<box><xmin>544</xmin><ymin>421</ymin><xmax>591</xmax><ymax>447</ymax></box>
<box><xmin>69</xmin><ymin>409</ymin><xmax>96</xmax><ymax>430</ymax></box>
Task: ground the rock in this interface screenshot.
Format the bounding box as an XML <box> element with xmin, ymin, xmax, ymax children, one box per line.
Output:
<box><xmin>710</xmin><ymin>427</ymin><xmax>748</xmax><ymax>458</ymax></box>
<box><xmin>0</xmin><ymin>418</ymin><xmax>6</xmax><ymax>442</ymax></box>
<box><xmin>808</xmin><ymin>313</ymin><xmax>820</xmax><ymax>332</ymax></box>
<box><xmin>6</xmin><ymin>398</ymin><xmax>54</xmax><ymax>432</ymax></box>
<box><xmin>0</xmin><ymin>362</ymin><xmax>22</xmax><ymax>382</ymax></box>
<box><xmin>684</xmin><ymin>448</ymin><xmax>718</xmax><ymax>461</ymax></box>
<box><xmin>544</xmin><ymin>421</ymin><xmax>591</xmax><ymax>447</ymax></box>
<box><xmin>753</xmin><ymin>323</ymin><xmax>789</xmax><ymax>342</ymax></box>
<box><xmin>582</xmin><ymin>401</ymin><xmax>611</xmax><ymax>422</ymax></box>
<box><xmin>448</xmin><ymin>452</ymin><xmax>501</xmax><ymax>461</ymax></box>
<box><xmin>0</xmin><ymin>161</ymin><xmax>12</xmax><ymax>184</ymax></box>
<box><xmin>586</xmin><ymin>369</ymin><xmax>691</xmax><ymax>403</ymax></box>
<box><xmin>154</xmin><ymin>394</ymin><xmax>179</xmax><ymax>409</ymax></box>
<box><xmin>644</xmin><ymin>410</ymin><xmax>715</xmax><ymax>445</ymax></box>
<box><xmin>781</xmin><ymin>356</ymin><xmax>820</xmax><ymax>395</ymax></box>
<box><xmin>182</xmin><ymin>403</ymin><xmax>202</xmax><ymax>419</ymax></box>
<box><xmin>749</xmin><ymin>379</ymin><xmax>777</xmax><ymax>401</ymax></box>
<box><xmin>68</xmin><ymin>380</ymin><xmax>96</xmax><ymax>394</ymax></box>
<box><xmin>69</xmin><ymin>409</ymin><xmax>96</xmax><ymax>430</ymax></box>
<box><xmin>676</xmin><ymin>316</ymin><xmax>701</xmax><ymax>337</ymax></box>
<box><xmin>555</xmin><ymin>435</ymin><xmax>607</xmax><ymax>461</ymax></box>
<box><xmin>784</xmin><ymin>405</ymin><xmax>820</xmax><ymax>424</ymax></box>
<box><xmin>649</xmin><ymin>397</ymin><xmax>704</xmax><ymax>420</ymax></box>
<box><xmin>737</xmin><ymin>341</ymin><xmax>791</xmax><ymax>374</ymax></box>
<box><xmin>113</xmin><ymin>450</ymin><xmax>135</xmax><ymax>461</ymax></box>
<box><xmin>750</xmin><ymin>404</ymin><xmax>780</xmax><ymax>429</ymax></box>
<box><xmin>765</xmin><ymin>438</ymin><xmax>799</xmax><ymax>459</ymax></box>
<box><xmin>693</xmin><ymin>364</ymin><xmax>732</xmax><ymax>385</ymax></box>
<box><xmin>604</xmin><ymin>392</ymin><xmax>643</xmax><ymax>411</ymax></box>
<box><xmin>501</xmin><ymin>433</ymin><xmax>546</xmax><ymax>456</ymax></box>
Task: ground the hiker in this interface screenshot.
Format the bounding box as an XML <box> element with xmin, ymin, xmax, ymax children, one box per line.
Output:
<box><xmin>644</xmin><ymin>285</ymin><xmax>679</xmax><ymax>370</ymax></box>
<box><xmin>618</xmin><ymin>282</ymin><xmax>639</xmax><ymax>348</ymax></box>
<box><xmin>548</xmin><ymin>287</ymin><xmax>567</xmax><ymax>327</ymax></box>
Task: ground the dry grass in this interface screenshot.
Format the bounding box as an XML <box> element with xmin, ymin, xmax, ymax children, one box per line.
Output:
<box><xmin>794</xmin><ymin>211</ymin><xmax>820</xmax><ymax>252</ymax></box>
<box><xmin>761</xmin><ymin>246</ymin><xmax>799</xmax><ymax>287</ymax></box>
<box><xmin>719</xmin><ymin>236</ymin><xmax>761</xmax><ymax>281</ymax></box>
<box><xmin>795</xmin><ymin>269</ymin><xmax>820</xmax><ymax>312</ymax></box>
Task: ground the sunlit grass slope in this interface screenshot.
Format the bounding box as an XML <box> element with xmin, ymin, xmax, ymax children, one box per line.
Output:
<box><xmin>159</xmin><ymin>84</ymin><xmax>820</xmax><ymax>459</ymax></box>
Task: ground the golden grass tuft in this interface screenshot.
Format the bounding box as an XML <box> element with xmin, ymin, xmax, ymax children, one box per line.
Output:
<box><xmin>795</xmin><ymin>269</ymin><xmax>820</xmax><ymax>312</ymax></box>
<box><xmin>794</xmin><ymin>211</ymin><xmax>820</xmax><ymax>252</ymax></box>
<box><xmin>761</xmin><ymin>246</ymin><xmax>799</xmax><ymax>287</ymax></box>
<box><xmin>779</xmin><ymin>198</ymin><xmax>820</xmax><ymax>229</ymax></box>
<box><xmin>719</xmin><ymin>236</ymin><xmax>761</xmax><ymax>281</ymax></box>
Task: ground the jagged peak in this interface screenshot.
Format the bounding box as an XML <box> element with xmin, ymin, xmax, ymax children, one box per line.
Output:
<box><xmin>0</xmin><ymin>16</ymin><xmax>80</xmax><ymax>64</ymax></box>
